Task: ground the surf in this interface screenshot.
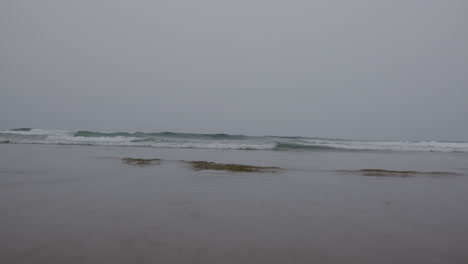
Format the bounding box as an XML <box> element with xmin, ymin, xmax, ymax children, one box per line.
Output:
<box><xmin>1</xmin><ymin>128</ymin><xmax>467</xmax><ymax>153</ymax></box>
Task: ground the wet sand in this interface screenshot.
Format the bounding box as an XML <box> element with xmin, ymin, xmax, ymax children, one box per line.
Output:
<box><xmin>1</xmin><ymin>144</ymin><xmax>468</xmax><ymax>263</ymax></box>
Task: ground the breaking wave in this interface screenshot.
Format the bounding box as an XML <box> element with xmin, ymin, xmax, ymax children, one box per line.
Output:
<box><xmin>1</xmin><ymin>128</ymin><xmax>467</xmax><ymax>153</ymax></box>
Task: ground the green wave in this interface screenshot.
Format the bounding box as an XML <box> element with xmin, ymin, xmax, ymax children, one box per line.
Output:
<box><xmin>10</xmin><ymin>128</ymin><xmax>33</xmax><ymax>131</ymax></box>
<box><xmin>3</xmin><ymin>128</ymin><xmax>465</xmax><ymax>153</ymax></box>
<box><xmin>74</xmin><ymin>130</ymin><xmax>247</xmax><ymax>140</ymax></box>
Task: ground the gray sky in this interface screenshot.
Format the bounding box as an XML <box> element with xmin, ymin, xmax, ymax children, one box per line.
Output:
<box><xmin>1</xmin><ymin>0</ymin><xmax>467</xmax><ymax>141</ymax></box>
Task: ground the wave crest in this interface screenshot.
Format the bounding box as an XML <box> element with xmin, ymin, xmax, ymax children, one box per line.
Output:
<box><xmin>1</xmin><ymin>129</ymin><xmax>467</xmax><ymax>153</ymax></box>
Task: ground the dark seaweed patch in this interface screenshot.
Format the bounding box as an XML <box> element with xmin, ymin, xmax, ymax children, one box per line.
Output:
<box><xmin>339</xmin><ymin>169</ymin><xmax>459</xmax><ymax>177</ymax></box>
<box><xmin>185</xmin><ymin>161</ymin><xmax>280</xmax><ymax>173</ymax></box>
<box><xmin>122</xmin><ymin>158</ymin><xmax>161</xmax><ymax>166</ymax></box>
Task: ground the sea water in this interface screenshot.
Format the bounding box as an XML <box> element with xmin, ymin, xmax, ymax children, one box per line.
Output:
<box><xmin>2</xmin><ymin>128</ymin><xmax>468</xmax><ymax>153</ymax></box>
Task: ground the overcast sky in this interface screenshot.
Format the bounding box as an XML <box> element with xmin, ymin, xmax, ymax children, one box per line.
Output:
<box><xmin>1</xmin><ymin>0</ymin><xmax>467</xmax><ymax>141</ymax></box>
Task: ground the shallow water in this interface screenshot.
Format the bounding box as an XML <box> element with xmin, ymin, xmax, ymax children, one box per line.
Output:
<box><xmin>1</xmin><ymin>144</ymin><xmax>468</xmax><ymax>263</ymax></box>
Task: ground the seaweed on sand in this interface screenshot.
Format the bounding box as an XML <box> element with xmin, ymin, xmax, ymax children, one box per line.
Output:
<box><xmin>339</xmin><ymin>169</ymin><xmax>459</xmax><ymax>177</ymax></box>
<box><xmin>122</xmin><ymin>158</ymin><xmax>161</xmax><ymax>166</ymax></box>
<box><xmin>186</xmin><ymin>161</ymin><xmax>280</xmax><ymax>173</ymax></box>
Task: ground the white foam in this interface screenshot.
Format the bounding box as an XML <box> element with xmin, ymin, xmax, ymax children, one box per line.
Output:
<box><xmin>299</xmin><ymin>138</ymin><xmax>468</xmax><ymax>152</ymax></box>
<box><xmin>0</xmin><ymin>129</ymin><xmax>136</xmax><ymax>146</ymax></box>
<box><xmin>139</xmin><ymin>141</ymin><xmax>277</xmax><ymax>150</ymax></box>
<box><xmin>0</xmin><ymin>129</ymin><xmax>71</xmax><ymax>136</ymax></box>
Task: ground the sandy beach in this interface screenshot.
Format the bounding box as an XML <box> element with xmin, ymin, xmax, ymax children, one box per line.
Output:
<box><xmin>1</xmin><ymin>143</ymin><xmax>468</xmax><ymax>263</ymax></box>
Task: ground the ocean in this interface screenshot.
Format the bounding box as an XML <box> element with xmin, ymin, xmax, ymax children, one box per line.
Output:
<box><xmin>1</xmin><ymin>128</ymin><xmax>468</xmax><ymax>263</ymax></box>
